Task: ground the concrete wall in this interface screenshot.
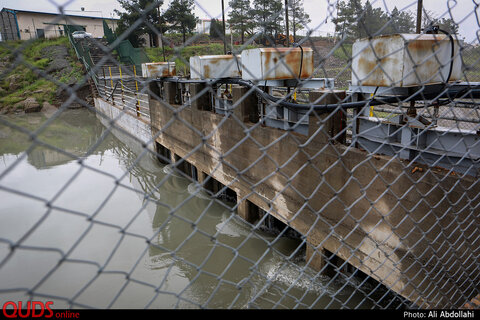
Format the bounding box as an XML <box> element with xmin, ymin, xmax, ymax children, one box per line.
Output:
<box><xmin>148</xmin><ymin>91</ymin><xmax>480</xmax><ymax>308</ymax></box>
<box><xmin>94</xmin><ymin>97</ymin><xmax>155</xmax><ymax>152</ymax></box>
<box><xmin>15</xmin><ymin>12</ymin><xmax>117</xmax><ymax>40</ymax></box>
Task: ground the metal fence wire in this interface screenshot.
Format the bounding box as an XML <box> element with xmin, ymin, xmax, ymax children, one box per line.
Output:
<box><xmin>1</xmin><ymin>0</ymin><xmax>480</xmax><ymax>310</ymax></box>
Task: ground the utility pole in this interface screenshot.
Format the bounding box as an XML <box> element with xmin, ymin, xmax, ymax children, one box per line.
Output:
<box><xmin>409</xmin><ymin>0</ymin><xmax>423</xmax><ymax>117</ymax></box>
<box><xmin>416</xmin><ymin>0</ymin><xmax>423</xmax><ymax>33</ymax></box>
<box><xmin>157</xmin><ymin>5</ymin><xmax>166</xmax><ymax>62</ymax></box>
<box><xmin>285</xmin><ymin>0</ymin><xmax>290</xmax><ymax>46</ymax></box>
<box><xmin>221</xmin><ymin>0</ymin><xmax>227</xmax><ymax>54</ymax></box>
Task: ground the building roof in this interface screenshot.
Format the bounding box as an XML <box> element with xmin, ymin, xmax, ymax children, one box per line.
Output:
<box><xmin>1</xmin><ymin>7</ymin><xmax>118</xmax><ymax>20</ymax></box>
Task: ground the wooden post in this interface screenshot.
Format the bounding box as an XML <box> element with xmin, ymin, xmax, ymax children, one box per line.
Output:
<box><xmin>308</xmin><ymin>90</ymin><xmax>347</xmax><ymax>144</ymax></box>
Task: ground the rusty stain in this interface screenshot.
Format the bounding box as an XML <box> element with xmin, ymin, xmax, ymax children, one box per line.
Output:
<box><xmin>357</xmin><ymin>53</ymin><xmax>391</xmax><ymax>87</ymax></box>
<box><xmin>204</xmin><ymin>65</ymin><xmax>210</xmax><ymax>79</ymax></box>
<box><xmin>144</xmin><ymin>62</ymin><xmax>176</xmax><ymax>78</ymax></box>
<box><xmin>353</xmin><ymin>33</ymin><xmax>460</xmax><ymax>87</ymax></box>
<box><xmin>260</xmin><ymin>47</ymin><xmax>313</xmax><ymax>80</ymax></box>
<box><xmin>407</xmin><ymin>39</ymin><xmax>443</xmax><ymax>52</ymax></box>
<box><xmin>411</xmin><ymin>166</ymin><xmax>423</xmax><ymax>174</ymax></box>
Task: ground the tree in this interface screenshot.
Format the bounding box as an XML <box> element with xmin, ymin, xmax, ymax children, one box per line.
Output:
<box><xmin>210</xmin><ymin>18</ymin><xmax>223</xmax><ymax>39</ymax></box>
<box><xmin>386</xmin><ymin>7</ymin><xmax>415</xmax><ymax>34</ymax></box>
<box><xmin>251</xmin><ymin>0</ymin><xmax>284</xmax><ymax>39</ymax></box>
<box><xmin>115</xmin><ymin>0</ymin><xmax>164</xmax><ymax>47</ymax></box>
<box><xmin>422</xmin><ymin>10</ymin><xmax>460</xmax><ymax>35</ymax></box>
<box><xmin>163</xmin><ymin>0</ymin><xmax>198</xmax><ymax>44</ymax></box>
<box><xmin>288</xmin><ymin>0</ymin><xmax>311</xmax><ymax>41</ymax></box>
<box><xmin>332</xmin><ymin>0</ymin><xmax>362</xmax><ymax>39</ymax></box>
<box><xmin>333</xmin><ymin>0</ymin><xmax>413</xmax><ymax>39</ymax></box>
<box><xmin>228</xmin><ymin>0</ymin><xmax>253</xmax><ymax>44</ymax></box>
<box><xmin>356</xmin><ymin>1</ymin><xmax>388</xmax><ymax>38</ymax></box>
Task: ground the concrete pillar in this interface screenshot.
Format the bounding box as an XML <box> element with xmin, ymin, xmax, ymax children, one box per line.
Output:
<box><xmin>164</xmin><ymin>81</ymin><xmax>178</xmax><ymax>105</ymax></box>
<box><xmin>148</xmin><ymin>80</ymin><xmax>161</xmax><ymax>99</ymax></box>
<box><xmin>190</xmin><ymin>82</ymin><xmax>211</xmax><ymax>111</ymax></box>
<box><xmin>308</xmin><ymin>90</ymin><xmax>347</xmax><ymax>144</ymax></box>
<box><xmin>232</xmin><ymin>85</ymin><xmax>259</xmax><ymax>123</ymax></box>
<box><xmin>305</xmin><ymin>241</ymin><xmax>326</xmax><ymax>273</ymax></box>
<box><xmin>198</xmin><ymin>171</ymin><xmax>213</xmax><ymax>193</ymax></box>
<box><xmin>170</xmin><ymin>151</ymin><xmax>177</xmax><ymax>165</ymax></box>
<box><xmin>236</xmin><ymin>195</ymin><xmax>260</xmax><ymax>224</ymax></box>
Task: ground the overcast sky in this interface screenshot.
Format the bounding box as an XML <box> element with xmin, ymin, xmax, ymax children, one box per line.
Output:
<box><xmin>1</xmin><ymin>0</ymin><xmax>479</xmax><ymax>42</ymax></box>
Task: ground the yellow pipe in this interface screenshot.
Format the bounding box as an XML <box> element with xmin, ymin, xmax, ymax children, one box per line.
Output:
<box><xmin>133</xmin><ymin>65</ymin><xmax>140</xmax><ymax>117</ymax></box>
<box><xmin>119</xmin><ymin>66</ymin><xmax>124</xmax><ymax>103</ymax></box>
<box><xmin>108</xmin><ymin>67</ymin><xmax>113</xmax><ymax>90</ymax></box>
<box><xmin>369</xmin><ymin>93</ymin><xmax>374</xmax><ymax>117</ymax></box>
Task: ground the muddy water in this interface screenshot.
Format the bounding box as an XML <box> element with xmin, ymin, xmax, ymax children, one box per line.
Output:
<box><xmin>0</xmin><ymin>109</ymin><xmax>390</xmax><ymax>309</ymax></box>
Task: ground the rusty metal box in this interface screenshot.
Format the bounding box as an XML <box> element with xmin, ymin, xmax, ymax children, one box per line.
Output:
<box><xmin>189</xmin><ymin>55</ymin><xmax>242</xmax><ymax>80</ymax></box>
<box><xmin>351</xmin><ymin>34</ymin><xmax>462</xmax><ymax>87</ymax></box>
<box><xmin>241</xmin><ymin>47</ymin><xmax>314</xmax><ymax>81</ymax></box>
<box><xmin>141</xmin><ymin>62</ymin><xmax>176</xmax><ymax>78</ymax></box>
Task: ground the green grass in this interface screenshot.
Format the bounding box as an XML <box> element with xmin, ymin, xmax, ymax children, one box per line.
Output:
<box><xmin>0</xmin><ymin>37</ymin><xmax>84</xmax><ymax>110</ymax></box>
<box><xmin>333</xmin><ymin>43</ymin><xmax>352</xmax><ymax>62</ymax></box>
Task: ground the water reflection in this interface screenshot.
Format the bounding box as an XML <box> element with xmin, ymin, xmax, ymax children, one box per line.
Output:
<box><xmin>0</xmin><ymin>109</ymin><xmax>381</xmax><ymax>309</ymax></box>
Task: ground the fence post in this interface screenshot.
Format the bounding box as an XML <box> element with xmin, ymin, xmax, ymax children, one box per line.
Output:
<box><xmin>109</xmin><ymin>66</ymin><xmax>115</xmax><ymax>105</ymax></box>
<box><xmin>119</xmin><ymin>66</ymin><xmax>125</xmax><ymax>107</ymax></box>
<box><xmin>133</xmin><ymin>65</ymin><xmax>140</xmax><ymax>117</ymax></box>
<box><xmin>102</xmin><ymin>67</ymin><xmax>107</xmax><ymax>98</ymax></box>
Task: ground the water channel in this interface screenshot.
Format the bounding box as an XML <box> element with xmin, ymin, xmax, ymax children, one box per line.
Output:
<box><xmin>0</xmin><ymin>108</ymin><xmax>402</xmax><ymax>309</ymax></box>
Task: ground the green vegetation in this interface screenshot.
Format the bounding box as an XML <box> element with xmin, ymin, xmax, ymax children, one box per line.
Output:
<box><xmin>333</xmin><ymin>43</ymin><xmax>352</xmax><ymax>62</ymax></box>
<box><xmin>0</xmin><ymin>36</ymin><xmax>84</xmax><ymax>112</ymax></box>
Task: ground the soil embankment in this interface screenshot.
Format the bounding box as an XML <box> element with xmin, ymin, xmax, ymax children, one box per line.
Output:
<box><xmin>0</xmin><ymin>37</ymin><xmax>92</xmax><ymax>114</ymax></box>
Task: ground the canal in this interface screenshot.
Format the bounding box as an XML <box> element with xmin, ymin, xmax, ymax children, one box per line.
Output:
<box><xmin>0</xmin><ymin>108</ymin><xmax>399</xmax><ymax>309</ymax></box>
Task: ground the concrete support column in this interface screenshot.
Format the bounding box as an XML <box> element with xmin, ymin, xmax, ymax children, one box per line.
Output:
<box><xmin>170</xmin><ymin>151</ymin><xmax>177</xmax><ymax>165</ymax></box>
<box><xmin>190</xmin><ymin>83</ymin><xmax>211</xmax><ymax>111</ymax></box>
<box><xmin>148</xmin><ymin>80</ymin><xmax>161</xmax><ymax>99</ymax></box>
<box><xmin>164</xmin><ymin>82</ymin><xmax>178</xmax><ymax>105</ymax></box>
<box><xmin>197</xmin><ymin>171</ymin><xmax>213</xmax><ymax>193</ymax></box>
<box><xmin>236</xmin><ymin>194</ymin><xmax>260</xmax><ymax>224</ymax></box>
<box><xmin>305</xmin><ymin>241</ymin><xmax>326</xmax><ymax>273</ymax></box>
<box><xmin>232</xmin><ymin>85</ymin><xmax>259</xmax><ymax>123</ymax></box>
<box><xmin>308</xmin><ymin>90</ymin><xmax>347</xmax><ymax>144</ymax></box>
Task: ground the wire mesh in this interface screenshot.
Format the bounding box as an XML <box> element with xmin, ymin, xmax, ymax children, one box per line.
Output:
<box><xmin>0</xmin><ymin>0</ymin><xmax>480</xmax><ymax>311</ymax></box>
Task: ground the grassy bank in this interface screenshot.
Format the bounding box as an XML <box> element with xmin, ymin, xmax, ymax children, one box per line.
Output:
<box><xmin>0</xmin><ymin>37</ymin><xmax>84</xmax><ymax>112</ymax></box>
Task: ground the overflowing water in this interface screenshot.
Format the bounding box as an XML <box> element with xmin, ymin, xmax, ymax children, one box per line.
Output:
<box><xmin>0</xmin><ymin>109</ymin><xmax>397</xmax><ymax>309</ymax></box>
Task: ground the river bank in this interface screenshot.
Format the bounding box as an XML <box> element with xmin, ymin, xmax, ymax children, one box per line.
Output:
<box><xmin>0</xmin><ymin>37</ymin><xmax>91</xmax><ymax>114</ymax></box>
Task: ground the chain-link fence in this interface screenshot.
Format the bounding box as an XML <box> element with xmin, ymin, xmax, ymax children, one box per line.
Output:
<box><xmin>1</xmin><ymin>0</ymin><xmax>480</xmax><ymax>311</ymax></box>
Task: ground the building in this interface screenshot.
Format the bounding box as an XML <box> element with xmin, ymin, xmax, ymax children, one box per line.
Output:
<box><xmin>196</xmin><ymin>19</ymin><xmax>212</xmax><ymax>34</ymax></box>
<box><xmin>0</xmin><ymin>8</ymin><xmax>118</xmax><ymax>41</ymax></box>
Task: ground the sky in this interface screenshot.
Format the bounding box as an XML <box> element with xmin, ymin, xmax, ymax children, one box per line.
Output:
<box><xmin>1</xmin><ymin>0</ymin><xmax>479</xmax><ymax>43</ymax></box>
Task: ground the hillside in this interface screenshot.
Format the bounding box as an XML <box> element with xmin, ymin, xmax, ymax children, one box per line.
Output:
<box><xmin>0</xmin><ymin>37</ymin><xmax>88</xmax><ymax>114</ymax></box>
